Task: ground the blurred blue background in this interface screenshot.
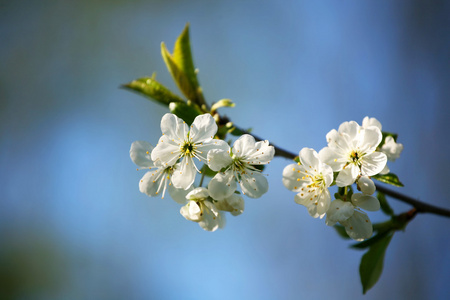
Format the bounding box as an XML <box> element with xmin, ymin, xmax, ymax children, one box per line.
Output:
<box><xmin>1</xmin><ymin>0</ymin><xmax>449</xmax><ymax>299</ymax></box>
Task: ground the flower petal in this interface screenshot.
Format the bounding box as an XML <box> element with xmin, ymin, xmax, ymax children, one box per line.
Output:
<box><xmin>326</xmin><ymin>129</ymin><xmax>338</xmax><ymax>144</ymax></box>
<box><xmin>341</xmin><ymin>210</ymin><xmax>373</xmax><ymax>241</ymax></box>
<box><xmin>299</xmin><ymin>148</ymin><xmax>320</xmax><ymax>170</ymax></box>
<box><xmin>336</xmin><ymin>165</ymin><xmax>359</xmax><ymax>187</ymax></box>
<box><xmin>139</xmin><ymin>169</ymin><xmax>163</xmax><ymax>197</ymax></box>
<box><xmin>293</xmin><ymin>190</ymin><xmax>328</xmax><ymax>219</ymax></box>
<box><xmin>351</xmin><ymin>193</ymin><xmax>380</xmax><ymax>211</ymax></box>
<box><xmin>227</xmin><ymin>194</ymin><xmax>245</xmax><ymax>216</ymax></box>
<box><xmin>322</xmin><ymin>163</ymin><xmax>334</xmax><ymax>187</ymax></box>
<box><xmin>379</xmin><ymin>164</ymin><xmax>390</xmax><ymax>175</ymax></box>
<box><xmin>338</xmin><ymin>121</ymin><xmax>360</xmax><ymax>140</ymax></box>
<box><xmin>215</xmin><ymin>194</ymin><xmax>245</xmax><ymax>216</ymax></box>
<box><xmin>357</xmin><ymin>176</ymin><xmax>376</xmax><ymax>195</ymax></box>
<box><xmin>189</xmin><ymin>114</ymin><xmax>218</xmax><ymax>143</ymax></box>
<box><xmin>316</xmin><ymin>189</ymin><xmax>331</xmax><ymax>216</ymax></box>
<box><xmin>362</xmin><ymin>116</ymin><xmax>382</xmax><ymax>131</ymax></box>
<box><xmin>294</xmin><ymin>189</ymin><xmax>315</xmax><ymax>206</ymax></box>
<box><xmin>233</xmin><ymin>134</ymin><xmax>256</xmax><ymax>157</ymax></box>
<box><xmin>198</xmin><ymin>202</ymin><xmax>224</xmax><ymax>232</ymax></box>
<box><xmin>360</xmin><ymin>127</ymin><xmax>382</xmax><ymax>152</ymax></box>
<box><xmin>171</xmin><ymin>156</ymin><xmax>196</xmax><ymax>189</ymax></box>
<box><xmin>208</xmin><ymin>171</ymin><xmax>237</xmax><ymax>200</ymax></box>
<box><xmin>160</xmin><ymin>113</ymin><xmax>187</xmax><ymax>141</ymax></box>
<box><xmin>361</xmin><ymin>151</ymin><xmax>387</xmax><ymax>177</ymax></box>
<box><xmin>282</xmin><ymin>163</ymin><xmax>304</xmax><ymax>192</ymax></box>
<box><xmin>319</xmin><ymin>147</ymin><xmax>345</xmax><ymax>171</ymax></box>
<box><xmin>186</xmin><ymin>187</ymin><xmax>210</xmax><ymax>200</ymax></box>
<box><xmin>168</xmin><ymin>184</ymin><xmax>192</xmax><ymax>205</ymax></box>
<box><xmin>150</xmin><ymin>137</ymin><xmax>180</xmax><ymax>166</ymax></box>
<box><xmin>180</xmin><ymin>201</ymin><xmax>202</xmax><ymax>222</ymax></box>
<box><xmin>325</xmin><ymin>199</ymin><xmax>354</xmax><ymax>226</ymax></box>
<box><xmin>243</xmin><ymin>140</ymin><xmax>275</xmax><ymax>165</ymax></box>
<box><xmin>381</xmin><ymin>136</ymin><xmax>404</xmax><ymax>161</ymax></box>
<box><xmin>207</xmin><ymin>149</ymin><xmax>233</xmax><ymax>171</ymax></box>
<box><xmin>240</xmin><ymin>172</ymin><xmax>268</xmax><ymax>198</ymax></box>
<box><xmin>195</xmin><ymin>139</ymin><xmax>229</xmax><ymax>161</ymax></box>
<box><xmin>130</xmin><ymin>141</ymin><xmax>154</xmax><ymax>168</ymax></box>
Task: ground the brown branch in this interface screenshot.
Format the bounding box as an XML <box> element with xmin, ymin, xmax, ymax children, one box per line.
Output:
<box><xmin>375</xmin><ymin>185</ymin><xmax>450</xmax><ymax>217</ymax></box>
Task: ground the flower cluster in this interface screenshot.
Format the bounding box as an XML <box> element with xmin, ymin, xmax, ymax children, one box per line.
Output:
<box><xmin>283</xmin><ymin>117</ymin><xmax>403</xmax><ymax>241</ymax></box>
<box><xmin>131</xmin><ymin>113</ymin><xmax>275</xmax><ymax>231</ymax></box>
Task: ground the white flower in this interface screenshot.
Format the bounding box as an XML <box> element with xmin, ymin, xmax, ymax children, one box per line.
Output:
<box><xmin>130</xmin><ymin>141</ymin><xmax>188</xmax><ymax>203</ymax></box>
<box><xmin>381</xmin><ymin>136</ymin><xmax>403</xmax><ymax>162</ymax></box>
<box><xmin>207</xmin><ymin>134</ymin><xmax>274</xmax><ymax>200</ymax></box>
<box><xmin>319</xmin><ymin>121</ymin><xmax>387</xmax><ymax>187</ymax></box>
<box><xmin>180</xmin><ymin>187</ymin><xmax>225</xmax><ymax>232</ymax></box>
<box><xmin>282</xmin><ymin>148</ymin><xmax>333</xmax><ymax>218</ymax></box>
<box><xmin>151</xmin><ymin>113</ymin><xmax>229</xmax><ymax>190</ymax></box>
<box><xmin>326</xmin><ymin>193</ymin><xmax>380</xmax><ymax>241</ymax></box>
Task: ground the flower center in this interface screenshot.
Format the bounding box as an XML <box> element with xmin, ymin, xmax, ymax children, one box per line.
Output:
<box><xmin>230</xmin><ymin>155</ymin><xmax>261</xmax><ymax>182</ymax></box>
<box><xmin>181</xmin><ymin>141</ymin><xmax>195</xmax><ymax>156</ymax></box>
<box><xmin>232</xmin><ymin>156</ymin><xmax>246</xmax><ymax>172</ymax></box>
<box><xmin>312</xmin><ymin>174</ymin><xmax>325</xmax><ymax>188</ymax></box>
<box><xmin>349</xmin><ymin>150</ymin><xmax>362</xmax><ymax>165</ymax></box>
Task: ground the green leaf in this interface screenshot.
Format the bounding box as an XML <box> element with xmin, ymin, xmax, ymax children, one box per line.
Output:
<box><xmin>172</xmin><ymin>23</ymin><xmax>199</xmax><ymax>91</ymax></box>
<box><xmin>372</xmin><ymin>173</ymin><xmax>404</xmax><ymax>187</ymax></box>
<box><xmin>122</xmin><ymin>76</ymin><xmax>184</xmax><ymax>106</ymax></box>
<box><xmin>333</xmin><ymin>225</ymin><xmax>351</xmax><ymax>239</ymax></box>
<box><xmin>359</xmin><ymin>232</ymin><xmax>394</xmax><ymax>294</ymax></box>
<box><xmin>169</xmin><ymin>101</ymin><xmax>204</xmax><ymax>126</ymax></box>
<box><xmin>161</xmin><ymin>24</ymin><xmax>206</xmax><ymax>107</ymax></box>
<box><xmin>377</xmin><ymin>192</ymin><xmax>394</xmax><ymax>216</ymax></box>
<box><xmin>351</xmin><ymin>230</ymin><xmax>392</xmax><ymax>249</ymax></box>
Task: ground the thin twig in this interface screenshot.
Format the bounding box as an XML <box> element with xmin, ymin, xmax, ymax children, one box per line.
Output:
<box><xmin>375</xmin><ymin>185</ymin><xmax>450</xmax><ymax>217</ymax></box>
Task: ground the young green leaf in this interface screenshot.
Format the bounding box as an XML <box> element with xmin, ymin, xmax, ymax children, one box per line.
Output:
<box><xmin>122</xmin><ymin>77</ymin><xmax>184</xmax><ymax>106</ymax></box>
<box><xmin>372</xmin><ymin>173</ymin><xmax>404</xmax><ymax>187</ymax></box>
<box><xmin>161</xmin><ymin>44</ymin><xmax>197</xmax><ymax>102</ymax></box>
<box><xmin>377</xmin><ymin>192</ymin><xmax>394</xmax><ymax>216</ymax></box>
<box><xmin>172</xmin><ymin>24</ymin><xmax>199</xmax><ymax>91</ymax></box>
<box><xmin>359</xmin><ymin>232</ymin><xmax>394</xmax><ymax>294</ymax></box>
<box><xmin>161</xmin><ymin>24</ymin><xmax>206</xmax><ymax>107</ymax></box>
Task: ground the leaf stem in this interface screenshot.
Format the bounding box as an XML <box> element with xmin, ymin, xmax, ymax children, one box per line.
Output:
<box><xmin>199</xmin><ymin>170</ymin><xmax>206</xmax><ymax>187</ymax></box>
